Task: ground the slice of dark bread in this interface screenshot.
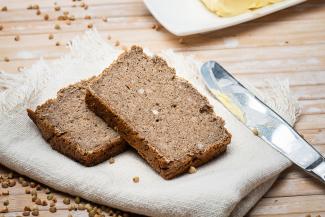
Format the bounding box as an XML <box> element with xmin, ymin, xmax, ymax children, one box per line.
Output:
<box><xmin>86</xmin><ymin>46</ymin><xmax>231</xmax><ymax>179</ymax></box>
<box><xmin>27</xmin><ymin>79</ymin><xmax>127</xmax><ymax>166</ymax></box>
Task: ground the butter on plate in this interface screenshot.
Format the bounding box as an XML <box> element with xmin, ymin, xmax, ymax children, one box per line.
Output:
<box><xmin>201</xmin><ymin>0</ymin><xmax>282</xmax><ymax>17</ymax></box>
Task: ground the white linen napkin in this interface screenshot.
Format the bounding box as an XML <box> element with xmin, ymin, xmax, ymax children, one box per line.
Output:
<box><xmin>0</xmin><ymin>30</ymin><xmax>299</xmax><ymax>217</ymax></box>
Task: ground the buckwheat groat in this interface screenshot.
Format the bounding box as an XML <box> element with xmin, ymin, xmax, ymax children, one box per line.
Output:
<box><xmin>86</xmin><ymin>46</ymin><xmax>231</xmax><ymax>179</ymax></box>
<box><xmin>27</xmin><ymin>79</ymin><xmax>127</xmax><ymax>166</ymax></box>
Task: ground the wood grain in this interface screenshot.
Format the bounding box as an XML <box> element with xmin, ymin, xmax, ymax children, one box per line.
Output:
<box><xmin>0</xmin><ymin>0</ymin><xmax>324</xmax><ymax>216</ymax></box>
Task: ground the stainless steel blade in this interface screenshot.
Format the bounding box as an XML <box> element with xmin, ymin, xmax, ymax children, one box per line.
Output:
<box><xmin>201</xmin><ymin>61</ymin><xmax>325</xmax><ymax>184</ymax></box>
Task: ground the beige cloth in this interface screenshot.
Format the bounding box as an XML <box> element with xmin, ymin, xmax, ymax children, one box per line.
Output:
<box><xmin>0</xmin><ymin>30</ymin><xmax>299</xmax><ymax>217</ymax></box>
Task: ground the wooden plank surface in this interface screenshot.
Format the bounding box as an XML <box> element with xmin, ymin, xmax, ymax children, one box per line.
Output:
<box><xmin>0</xmin><ymin>0</ymin><xmax>324</xmax><ymax>216</ymax></box>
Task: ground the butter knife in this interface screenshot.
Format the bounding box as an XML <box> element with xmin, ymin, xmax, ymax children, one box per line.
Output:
<box><xmin>201</xmin><ymin>61</ymin><xmax>325</xmax><ymax>184</ymax></box>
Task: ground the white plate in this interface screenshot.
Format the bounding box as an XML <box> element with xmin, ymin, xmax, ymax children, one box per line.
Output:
<box><xmin>143</xmin><ymin>0</ymin><xmax>306</xmax><ymax>36</ymax></box>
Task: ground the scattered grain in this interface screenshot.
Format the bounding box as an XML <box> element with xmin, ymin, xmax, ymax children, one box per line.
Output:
<box><xmin>0</xmin><ymin>25</ymin><xmax>3</xmax><ymax>31</ymax></box>
<box><xmin>188</xmin><ymin>166</ymin><xmax>197</xmax><ymax>174</ymax></box>
<box><xmin>1</xmin><ymin>181</ymin><xmax>9</xmax><ymax>188</ymax></box>
<box><xmin>32</xmin><ymin>195</ymin><xmax>37</xmax><ymax>202</ymax></box>
<box><xmin>102</xmin><ymin>16</ymin><xmax>108</xmax><ymax>22</ymax></box>
<box><xmin>178</xmin><ymin>38</ymin><xmax>184</xmax><ymax>44</ymax></box>
<box><xmin>42</xmin><ymin>200</ymin><xmax>47</xmax><ymax>206</ymax></box>
<box><xmin>9</xmin><ymin>179</ymin><xmax>16</xmax><ymax>187</ymax></box>
<box><xmin>24</xmin><ymin>206</ymin><xmax>31</xmax><ymax>212</ymax></box>
<box><xmin>107</xmin><ymin>35</ymin><xmax>111</xmax><ymax>40</ymax></box>
<box><xmin>48</xmin><ymin>34</ymin><xmax>54</xmax><ymax>40</ymax></box>
<box><xmin>69</xmin><ymin>15</ymin><xmax>75</xmax><ymax>21</ymax></box>
<box><xmin>36</xmin><ymin>184</ymin><xmax>42</xmax><ymax>191</ymax></box>
<box><xmin>4</xmin><ymin>57</ymin><xmax>10</xmax><ymax>62</ymax></box>
<box><xmin>36</xmin><ymin>9</ymin><xmax>41</xmax><ymax>15</ymax></box>
<box><xmin>84</xmin><ymin>4</ymin><xmax>89</xmax><ymax>10</ymax></box>
<box><xmin>31</xmin><ymin>210</ymin><xmax>39</xmax><ymax>216</ymax></box>
<box><xmin>151</xmin><ymin>24</ymin><xmax>160</xmax><ymax>31</ymax></box>
<box><xmin>115</xmin><ymin>40</ymin><xmax>120</xmax><ymax>47</ymax></box>
<box><xmin>27</xmin><ymin>5</ymin><xmax>33</xmax><ymax>10</ymax></box>
<box><xmin>54</xmin><ymin>24</ymin><xmax>61</xmax><ymax>30</ymax></box>
<box><xmin>22</xmin><ymin>181</ymin><xmax>29</xmax><ymax>187</ymax></box>
<box><xmin>17</xmin><ymin>66</ymin><xmax>25</xmax><ymax>72</ymax></box>
<box><xmin>49</xmin><ymin>206</ymin><xmax>57</xmax><ymax>213</ymax></box>
<box><xmin>57</xmin><ymin>15</ymin><xmax>64</xmax><ymax>20</ymax></box>
<box><xmin>44</xmin><ymin>14</ymin><xmax>49</xmax><ymax>20</ymax></box>
<box><xmin>55</xmin><ymin>41</ymin><xmax>60</xmax><ymax>46</ymax></box>
<box><xmin>25</xmin><ymin>188</ymin><xmax>31</xmax><ymax>194</ymax></box>
<box><xmin>49</xmin><ymin>201</ymin><xmax>55</xmax><ymax>207</ymax></box>
<box><xmin>47</xmin><ymin>194</ymin><xmax>54</xmax><ymax>200</ymax></box>
<box><xmin>84</xmin><ymin>15</ymin><xmax>91</xmax><ymax>19</ymax></box>
<box><xmin>2</xmin><ymin>190</ymin><xmax>9</xmax><ymax>195</ymax></box>
<box><xmin>132</xmin><ymin>176</ymin><xmax>139</xmax><ymax>183</ymax></box>
<box><xmin>1</xmin><ymin>6</ymin><xmax>8</xmax><ymax>11</ymax></box>
<box><xmin>35</xmin><ymin>198</ymin><xmax>42</xmax><ymax>205</ymax></box>
<box><xmin>89</xmin><ymin>210</ymin><xmax>96</xmax><ymax>217</ymax></box>
<box><xmin>108</xmin><ymin>158</ymin><xmax>115</xmax><ymax>164</ymax></box>
<box><xmin>87</xmin><ymin>23</ymin><xmax>93</xmax><ymax>29</ymax></box>
<box><xmin>63</xmin><ymin>11</ymin><xmax>69</xmax><ymax>15</ymax></box>
<box><xmin>66</xmin><ymin>20</ymin><xmax>72</xmax><ymax>25</ymax></box>
<box><xmin>14</xmin><ymin>35</ymin><xmax>20</xmax><ymax>41</ymax></box>
<box><xmin>78</xmin><ymin>204</ymin><xmax>85</xmax><ymax>210</ymax></box>
<box><xmin>31</xmin><ymin>189</ymin><xmax>37</xmax><ymax>196</ymax></box>
<box><xmin>30</xmin><ymin>182</ymin><xmax>36</xmax><ymax>188</ymax></box>
<box><xmin>251</xmin><ymin>128</ymin><xmax>259</xmax><ymax>136</ymax></box>
<box><xmin>305</xmin><ymin>214</ymin><xmax>311</xmax><ymax>217</ymax></box>
<box><xmin>23</xmin><ymin>211</ymin><xmax>30</xmax><ymax>216</ymax></box>
<box><xmin>54</xmin><ymin>6</ymin><xmax>61</xmax><ymax>11</ymax></box>
<box><xmin>3</xmin><ymin>200</ymin><xmax>9</xmax><ymax>206</ymax></box>
<box><xmin>75</xmin><ymin>196</ymin><xmax>81</xmax><ymax>204</ymax></box>
<box><xmin>63</xmin><ymin>197</ymin><xmax>70</xmax><ymax>205</ymax></box>
<box><xmin>85</xmin><ymin>203</ymin><xmax>92</xmax><ymax>211</ymax></box>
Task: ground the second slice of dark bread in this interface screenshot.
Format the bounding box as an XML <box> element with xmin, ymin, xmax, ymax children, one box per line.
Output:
<box><xmin>86</xmin><ymin>46</ymin><xmax>231</xmax><ymax>179</ymax></box>
<box><xmin>27</xmin><ymin>79</ymin><xmax>127</xmax><ymax>166</ymax></box>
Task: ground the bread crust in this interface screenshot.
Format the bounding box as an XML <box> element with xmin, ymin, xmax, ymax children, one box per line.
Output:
<box><xmin>86</xmin><ymin>89</ymin><xmax>231</xmax><ymax>178</ymax></box>
<box><xmin>86</xmin><ymin>46</ymin><xmax>231</xmax><ymax>179</ymax></box>
<box><xmin>27</xmin><ymin>81</ymin><xmax>127</xmax><ymax>166</ymax></box>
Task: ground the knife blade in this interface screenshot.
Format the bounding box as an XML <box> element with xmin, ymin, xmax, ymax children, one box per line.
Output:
<box><xmin>201</xmin><ymin>61</ymin><xmax>325</xmax><ymax>184</ymax></box>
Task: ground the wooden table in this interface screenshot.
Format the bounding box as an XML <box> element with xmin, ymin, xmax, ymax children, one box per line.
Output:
<box><xmin>0</xmin><ymin>0</ymin><xmax>324</xmax><ymax>216</ymax></box>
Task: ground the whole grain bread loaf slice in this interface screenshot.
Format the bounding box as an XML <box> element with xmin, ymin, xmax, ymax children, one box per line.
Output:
<box><xmin>27</xmin><ymin>79</ymin><xmax>127</xmax><ymax>166</ymax></box>
<box><xmin>86</xmin><ymin>46</ymin><xmax>231</xmax><ymax>179</ymax></box>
